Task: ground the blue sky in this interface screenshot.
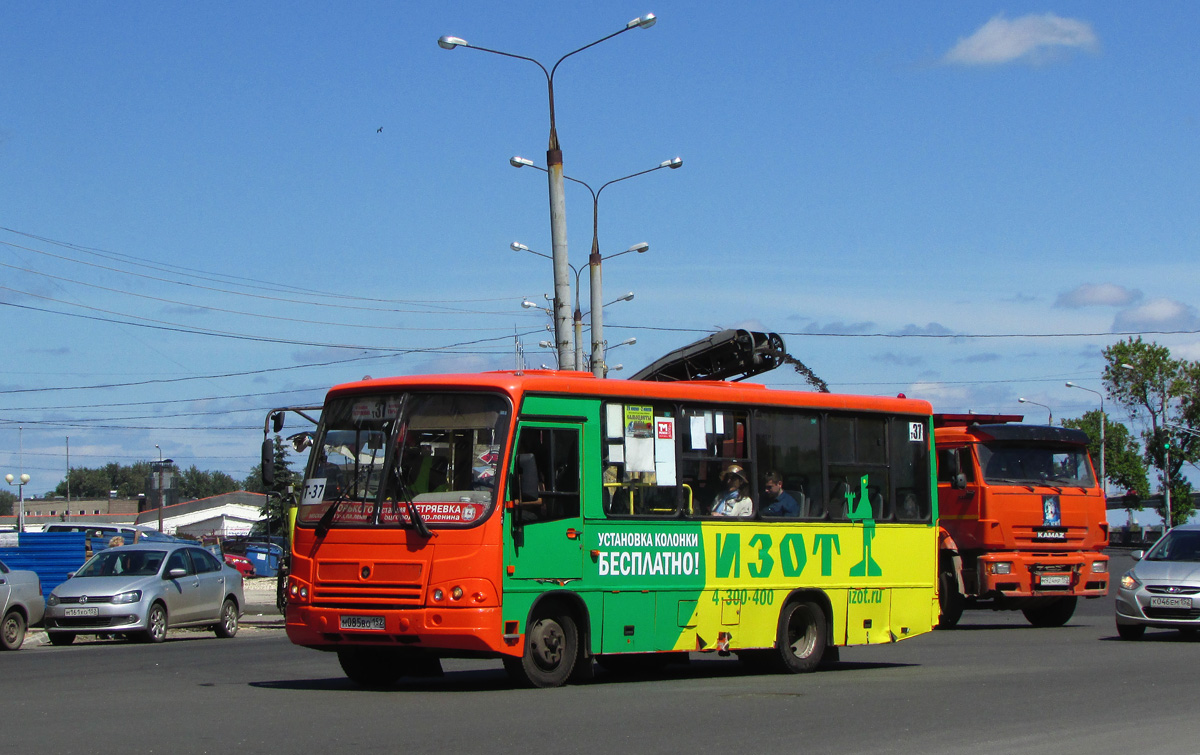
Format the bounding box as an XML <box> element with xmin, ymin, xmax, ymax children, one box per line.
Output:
<box><xmin>2</xmin><ymin>2</ymin><xmax>1197</xmax><ymax>496</ymax></box>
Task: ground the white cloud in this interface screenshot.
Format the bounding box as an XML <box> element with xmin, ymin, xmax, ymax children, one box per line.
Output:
<box><xmin>1056</xmin><ymin>283</ymin><xmax>1143</xmax><ymax>308</ymax></box>
<box><xmin>1113</xmin><ymin>298</ymin><xmax>1200</xmax><ymax>332</ymax></box>
<box><xmin>943</xmin><ymin>13</ymin><xmax>1098</xmax><ymax>66</ymax></box>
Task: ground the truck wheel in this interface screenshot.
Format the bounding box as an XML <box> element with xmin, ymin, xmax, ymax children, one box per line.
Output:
<box><xmin>937</xmin><ymin>569</ymin><xmax>964</xmax><ymax>629</ymax></box>
<box><xmin>772</xmin><ymin>600</ymin><xmax>827</xmax><ymax>674</ymax></box>
<box><xmin>1</xmin><ymin>609</ymin><xmax>25</xmax><ymax>651</ymax></box>
<box><xmin>503</xmin><ymin>610</ymin><xmax>578</xmax><ymax>688</ymax></box>
<box><xmin>1022</xmin><ymin>596</ymin><xmax>1077</xmax><ymax>627</ymax></box>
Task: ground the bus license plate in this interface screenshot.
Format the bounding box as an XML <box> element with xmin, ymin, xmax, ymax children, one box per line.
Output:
<box><xmin>1039</xmin><ymin>575</ymin><xmax>1070</xmax><ymax>587</ymax></box>
<box><xmin>340</xmin><ymin>615</ymin><xmax>385</xmax><ymax>631</ymax></box>
<box><xmin>1150</xmin><ymin>596</ymin><xmax>1193</xmax><ymax>609</ymax></box>
<box><xmin>64</xmin><ymin>607</ymin><xmax>99</xmax><ymax>617</ymax></box>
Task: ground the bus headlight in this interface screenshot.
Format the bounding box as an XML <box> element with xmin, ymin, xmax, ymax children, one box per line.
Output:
<box><xmin>432</xmin><ymin>588</ymin><xmax>444</xmax><ymax>601</ymax></box>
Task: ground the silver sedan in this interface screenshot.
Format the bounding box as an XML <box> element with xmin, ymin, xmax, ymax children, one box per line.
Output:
<box><xmin>1</xmin><ymin>558</ymin><xmax>45</xmax><ymax>651</ymax></box>
<box><xmin>1116</xmin><ymin>523</ymin><xmax>1200</xmax><ymax>640</ymax></box>
<box><xmin>44</xmin><ymin>542</ymin><xmax>244</xmax><ymax>645</ymax></box>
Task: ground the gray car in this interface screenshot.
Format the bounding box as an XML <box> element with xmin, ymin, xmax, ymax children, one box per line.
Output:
<box><xmin>1116</xmin><ymin>523</ymin><xmax>1200</xmax><ymax>640</ymax></box>
<box><xmin>43</xmin><ymin>542</ymin><xmax>244</xmax><ymax>645</ymax></box>
<box><xmin>1</xmin><ymin>558</ymin><xmax>45</xmax><ymax>651</ymax></box>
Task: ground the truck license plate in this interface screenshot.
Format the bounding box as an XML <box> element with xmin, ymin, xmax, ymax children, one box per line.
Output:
<box><xmin>1039</xmin><ymin>574</ymin><xmax>1070</xmax><ymax>587</ymax></box>
<box><xmin>340</xmin><ymin>615</ymin><xmax>385</xmax><ymax>631</ymax></box>
<box><xmin>1150</xmin><ymin>596</ymin><xmax>1193</xmax><ymax>609</ymax></box>
<box><xmin>64</xmin><ymin>607</ymin><xmax>99</xmax><ymax>617</ymax></box>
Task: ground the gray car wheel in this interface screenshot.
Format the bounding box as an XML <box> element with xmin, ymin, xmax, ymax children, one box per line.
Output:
<box><xmin>140</xmin><ymin>602</ymin><xmax>168</xmax><ymax>643</ymax></box>
<box><xmin>215</xmin><ymin>598</ymin><xmax>239</xmax><ymax>638</ymax></box>
<box><xmin>1</xmin><ymin>609</ymin><xmax>25</xmax><ymax>651</ymax></box>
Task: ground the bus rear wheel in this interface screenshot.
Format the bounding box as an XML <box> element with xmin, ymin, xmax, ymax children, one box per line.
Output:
<box><xmin>504</xmin><ymin>610</ymin><xmax>578</xmax><ymax>688</ymax></box>
<box><xmin>1022</xmin><ymin>596</ymin><xmax>1076</xmax><ymax>627</ymax></box>
<box><xmin>773</xmin><ymin>600</ymin><xmax>827</xmax><ymax>674</ymax></box>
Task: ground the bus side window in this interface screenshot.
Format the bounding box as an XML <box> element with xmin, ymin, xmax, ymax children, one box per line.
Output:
<box><xmin>512</xmin><ymin>426</ymin><xmax>580</xmax><ymax>524</ymax></box>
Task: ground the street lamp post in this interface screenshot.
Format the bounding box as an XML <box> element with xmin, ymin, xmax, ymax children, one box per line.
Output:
<box><xmin>4</xmin><ymin>473</ymin><xmax>30</xmax><ymax>533</ymax></box>
<box><xmin>1018</xmin><ymin>397</ymin><xmax>1053</xmax><ymax>425</ymax></box>
<box><xmin>439</xmin><ymin>14</ymin><xmax>658</xmax><ymax>369</ymax></box>
<box><xmin>1066</xmin><ymin>381</ymin><xmax>1105</xmax><ymax>498</ymax></box>
<box><xmin>513</xmin><ymin>242</ymin><xmax>587</xmax><ymax>371</ymax></box>
<box><xmin>511</xmin><ymin>155</ymin><xmax>679</xmax><ymax>376</ymax></box>
<box><xmin>152</xmin><ymin>445</ymin><xmax>174</xmax><ymax>533</ymax></box>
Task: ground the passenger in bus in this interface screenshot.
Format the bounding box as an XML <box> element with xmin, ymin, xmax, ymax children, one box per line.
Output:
<box><xmin>710</xmin><ymin>464</ymin><xmax>752</xmax><ymax>517</ymax></box>
<box><xmin>760</xmin><ymin>472</ymin><xmax>800</xmax><ymax>517</ymax></box>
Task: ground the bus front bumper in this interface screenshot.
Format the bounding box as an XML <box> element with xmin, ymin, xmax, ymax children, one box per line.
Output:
<box><xmin>286</xmin><ymin>604</ymin><xmax>512</xmax><ymax>656</ymax></box>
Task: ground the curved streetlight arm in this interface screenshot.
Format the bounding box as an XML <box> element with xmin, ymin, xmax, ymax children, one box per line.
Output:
<box><xmin>1066</xmin><ymin>381</ymin><xmax>1106</xmax><ymax>495</ymax></box>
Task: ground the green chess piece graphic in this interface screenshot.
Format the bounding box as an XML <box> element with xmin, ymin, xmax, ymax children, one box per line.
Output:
<box><xmin>846</xmin><ymin>474</ymin><xmax>881</xmax><ymax>577</ymax></box>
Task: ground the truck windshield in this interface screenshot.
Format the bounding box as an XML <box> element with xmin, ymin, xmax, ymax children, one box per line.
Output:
<box><xmin>296</xmin><ymin>391</ymin><xmax>510</xmax><ymax>529</ymax></box>
<box><xmin>976</xmin><ymin>442</ymin><xmax>1095</xmax><ymax>487</ymax></box>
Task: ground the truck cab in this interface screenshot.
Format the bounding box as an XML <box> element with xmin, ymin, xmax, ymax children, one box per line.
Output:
<box><xmin>935</xmin><ymin>414</ymin><xmax>1109</xmax><ymax>627</ymax></box>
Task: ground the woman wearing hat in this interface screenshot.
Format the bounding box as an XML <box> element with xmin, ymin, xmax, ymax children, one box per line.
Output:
<box><xmin>711</xmin><ymin>464</ymin><xmax>752</xmax><ymax>517</ymax></box>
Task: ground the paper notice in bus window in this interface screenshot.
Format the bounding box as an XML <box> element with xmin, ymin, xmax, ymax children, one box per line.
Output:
<box><xmin>714</xmin><ymin>412</ymin><xmax>725</xmax><ymax>434</ymax></box>
<box><xmin>655</xmin><ymin>417</ymin><xmax>677</xmax><ymax>486</ymax></box>
<box><xmin>690</xmin><ymin>416</ymin><xmax>707</xmax><ymax>450</ymax></box>
<box><xmin>606</xmin><ymin>404</ymin><xmax>624</xmax><ymax>439</ymax></box>
<box><xmin>608</xmin><ymin>443</ymin><xmax>625</xmax><ymax>463</ymax></box>
<box><xmin>625</xmin><ymin>405</ymin><xmax>654</xmax><ymax>438</ymax></box>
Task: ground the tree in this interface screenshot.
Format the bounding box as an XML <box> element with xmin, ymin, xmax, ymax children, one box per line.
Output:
<box><xmin>1062</xmin><ymin>410</ymin><xmax>1148</xmax><ymax>498</ymax></box>
<box><xmin>0</xmin><ymin>490</ymin><xmax>13</xmax><ymax>517</ymax></box>
<box><xmin>1103</xmin><ymin>337</ymin><xmax>1200</xmax><ymax>526</ymax></box>
<box><xmin>177</xmin><ymin>466</ymin><xmax>239</xmax><ymax>500</ymax></box>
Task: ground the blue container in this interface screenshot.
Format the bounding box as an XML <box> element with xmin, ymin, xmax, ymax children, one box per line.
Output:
<box><xmin>244</xmin><ymin>543</ymin><xmax>282</xmax><ymax>578</ymax></box>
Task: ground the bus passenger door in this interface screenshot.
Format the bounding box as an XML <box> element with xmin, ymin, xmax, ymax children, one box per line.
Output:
<box><xmin>506</xmin><ymin>423</ymin><xmax>584</xmax><ymax>581</ymax></box>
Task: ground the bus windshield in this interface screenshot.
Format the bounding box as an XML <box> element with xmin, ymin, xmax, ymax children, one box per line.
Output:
<box><xmin>297</xmin><ymin>391</ymin><xmax>511</xmax><ymax>529</ymax></box>
<box><xmin>976</xmin><ymin>442</ymin><xmax>1095</xmax><ymax>487</ymax></box>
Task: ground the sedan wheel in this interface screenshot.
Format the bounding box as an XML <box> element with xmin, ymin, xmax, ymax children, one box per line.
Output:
<box><xmin>140</xmin><ymin>603</ymin><xmax>168</xmax><ymax>643</ymax></box>
<box><xmin>215</xmin><ymin>599</ymin><xmax>239</xmax><ymax>638</ymax></box>
<box><xmin>1</xmin><ymin>609</ymin><xmax>26</xmax><ymax>651</ymax></box>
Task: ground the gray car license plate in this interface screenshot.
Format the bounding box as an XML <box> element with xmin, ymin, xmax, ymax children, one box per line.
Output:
<box><xmin>1150</xmin><ymin>595</ymin><xmax>1193</xmax><ymax>609</ymax></box>
<box><xmin>340</xmin><ymin>615</ymin><xmax>385</xmax><ymax>630</ymax></box>
<box><xmin>64</xmin><ymin>607</ymin><xmax>99</xmax><ymax>617</ymax></box>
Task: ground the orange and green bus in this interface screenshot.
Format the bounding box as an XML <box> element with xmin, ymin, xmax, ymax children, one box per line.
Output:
<box><xmin>278</xmin><ymin>370</ymin><xmax>939</xmax><ymax>687</ymax></box>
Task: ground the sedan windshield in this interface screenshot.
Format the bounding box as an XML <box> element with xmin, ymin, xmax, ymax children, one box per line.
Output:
<box><xmin>298</xmin><ymin>391</ymin><xmax>510</xmax><ymax>529</ymax></box>
<box><xmin>976</xmin><ymin>442</ymin><xmax>1095</xmax><ymax>487</ymax></box>
<box><xmin>76</xmin><ymin>550</ymin><xmax>166</xmax><ymax>577</ymax></box>
<box><xmin>1146</xmin><ymin>530</ymin><xmax>1200</xmax><ymax>562</ymax></box>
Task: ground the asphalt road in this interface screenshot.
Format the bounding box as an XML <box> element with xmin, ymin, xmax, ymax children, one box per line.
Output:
<box><xmin>5</xmin><ymin>552</ymin><xmax>1197</xmax><ymax>755</ymax></box>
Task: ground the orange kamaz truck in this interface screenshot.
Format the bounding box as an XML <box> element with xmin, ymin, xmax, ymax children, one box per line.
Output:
<box><xmin>934</xmin><ymin>414</ymin><xmax>1109</xmax><ymax>627</ymax></box>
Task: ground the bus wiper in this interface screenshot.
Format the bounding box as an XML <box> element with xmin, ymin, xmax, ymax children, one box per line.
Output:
<box><xmin>394</xmin><ymin>470</ymin><xmax>434</xmax><ymax>539</ymax></box>
<box><xmin>315</xmin><ymin>490</ymin><xmax>348</xmax><ymax>540</ymax></box>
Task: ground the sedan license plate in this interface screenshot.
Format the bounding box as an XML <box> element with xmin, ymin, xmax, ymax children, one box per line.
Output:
<box><xmin>1150</xmin><ymin>595</ymin><xmax>1193</xmax><ymax>609</ymax></box>
<box><xmin>1039</xmin><ymin>574</ymin><xmax>1071</xmax><ymax>587</ymax></box>
<box><xmin>340</xmin><ymin>615</ymin><xmax>385</xmax><ymax>631</ymax></box>
<box><xmin>64</xmin><ymin>607</ymin><xmax>99</xmax><ymax>617</ymax></box>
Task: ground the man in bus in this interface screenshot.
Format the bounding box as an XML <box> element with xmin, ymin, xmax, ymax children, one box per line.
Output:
<box><xmin>760</xmin><ymin>471</ymin><xmax>800</xmax><ymax>517</ymax></box>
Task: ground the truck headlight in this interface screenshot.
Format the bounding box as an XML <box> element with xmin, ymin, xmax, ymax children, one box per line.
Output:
<box><xmin>1092</xmin><ymin>560</ymin><xmax>1107</xmax><ymax>574</ymax></box>
<box><xmin>991</xmin><ymin>562</ymin><xmax>1012</xmax><ymax>575</ymax></box>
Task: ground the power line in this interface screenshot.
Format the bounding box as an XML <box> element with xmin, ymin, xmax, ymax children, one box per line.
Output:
<box><xmin>612</xmin><ymin>324</ymin><xmax>1200</xmax><ymax>339</ymax></box>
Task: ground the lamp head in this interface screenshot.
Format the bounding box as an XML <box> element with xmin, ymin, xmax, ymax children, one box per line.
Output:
<box><xmin>620</xmin><ymin>337</ymin><xmax>637</xmax><ymax>347</ymax></box>
<box><xmin>4</xmin><ymin>474</ymin><xmax>12</xmax><ymax>484</ymax></box>
<box><xmin>20</xmin><ymin>474</ymin><xmax>29</xmax><ymax>484</ymax></box>
<box><xmin>619</xmin><ymin>292</ymin><xmax>635</xmax><ymax>302</ymax></box>
<box><xmin>511</xmin><ymin>242</ymin><xmax>530</xmax><ymax>252</ymax></box>
<box><xmin>538</xmin><ymin>340</ymin><xmax>554</xmax><ymax>349</ymax></box>
<box><xmin>438</xmin><ymin>36</ymin><xmax>468</xmax><ymax>50</ymax></box>
<box><xmin>522</xmin><ymin>300</ymin><xmax>539</xmax><ymax>309</ymax></box>
<box><xmin>1065</xmin><ymin>381</ymin><xmax>1076</xmax><ymax>388</ymax></box>
<box><xmin>626</xmin><ymin>242</ymin><xmax>649</xmax><ymax>254</ymax></box>
<box><xmin>509</xmin><ymin>156</ymin><xmax>535</xmax><ymax>168</ymax></box>
<box><xmin>627</xmin><ymin>13</ymin><xmax>657</xmax><ymax>29</ymax></box>
<box><xmin>1018</xmin><ymin>398</ymin><xmax>1029</xmax><ymax>404</ymax></box>
<box><xmin>661</xmin><ymin>157</ymin><xmax>683</xmax><ymax>169</ymax></box>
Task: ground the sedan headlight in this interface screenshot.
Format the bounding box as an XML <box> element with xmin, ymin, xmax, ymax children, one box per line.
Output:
<box><xmin>47</xmin><ymin>593</ymin><xmax>59</xmax><ymax>607</ymax></box>
<box><xmin>1120</xmin><ymin>571</ymin><xmax>1140</xmax><ymax>590</ymax></box>
<box><xmin>112</xmin><ymin>590</ymin><xmax>142</xmax><ymax>605</ymax></box>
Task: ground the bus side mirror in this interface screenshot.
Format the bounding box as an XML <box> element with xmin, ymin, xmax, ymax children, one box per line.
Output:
<box><xmin>517</xmin><ymin>453</ymin><xmax>540</xmax><ymax>503</ymax></box>
<box><xmin>261</xmin><ymin>439</ymin><xmax>275</xmax><ymax>487</ymax></box>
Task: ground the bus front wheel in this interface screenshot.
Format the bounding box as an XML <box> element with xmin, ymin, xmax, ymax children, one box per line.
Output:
<box><xmin>504</xmin><ymin>610</ymin><xmax>578</xmax><ymax>688</ymax></box>
<box><xmin>773</xmin><ymin>600</ymin><xmax>827</xmax><ymax>674</ymax></box>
